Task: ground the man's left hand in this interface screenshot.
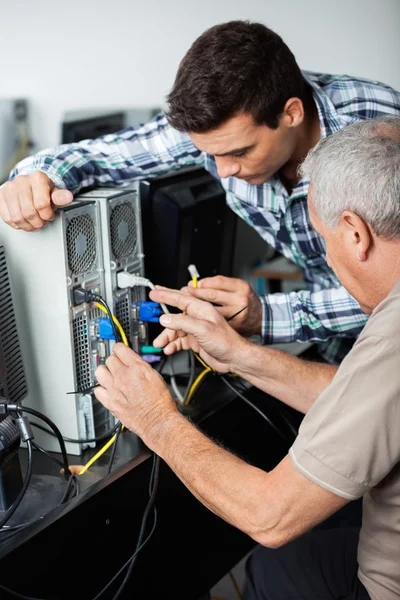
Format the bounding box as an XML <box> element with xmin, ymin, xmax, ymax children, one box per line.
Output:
<box><xmin>94</xmin><ymin>343</ymin><xmax>180</xmax><ymax>443</ymax></box>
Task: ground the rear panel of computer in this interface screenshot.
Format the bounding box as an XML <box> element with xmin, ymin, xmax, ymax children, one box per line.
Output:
<box><xmin>0</xmin><ymin>201</ymin><xmax>114</xmax><ymax>455</ymax></box>
<box><xmin>77</xmin><ymin>186</ymin><xmax>148</xmax><ymax>353</ymax></box>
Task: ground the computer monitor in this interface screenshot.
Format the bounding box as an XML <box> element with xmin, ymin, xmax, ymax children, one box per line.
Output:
<box><xmin>140</xmin><ymin>167</ymin><xmax>237</xmax><ymax>338</ymax></box>
<box><xmin>61</xmin><ymin>112</ymin><xmax>126</xmax><ymax>144</ymax></box>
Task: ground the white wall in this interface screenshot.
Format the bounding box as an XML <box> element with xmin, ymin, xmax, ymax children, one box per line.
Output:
<box><xmin>1</xmin><ymin>0</ymin><xmax>399</xmax><ymax>151</ymax></box>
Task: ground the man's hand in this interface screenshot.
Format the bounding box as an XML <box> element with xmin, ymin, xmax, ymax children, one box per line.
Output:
<box><xmin>0</xmin><ymin>172</ymin><xmax>73</xmax><ymax>231</ymax></box>
<box><xmin>94</xmin><ymin>343</ymin><xmax>180</xmax><ymax>443</ymax></box>
<box><xmin>183</xmin><ymin>275</ymin><xmax>262</xmax><ymax>337</ymax></box>
<box><xmin>150</xmin><ymin>287</ymin><xmax>248</xmax><ymax>373</ymax></box>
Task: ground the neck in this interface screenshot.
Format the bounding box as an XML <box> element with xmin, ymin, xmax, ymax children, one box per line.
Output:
<box><xmin>280</xmin><ymin>94</ymin><xmax>321</xmax><ymax>183</ymax></box>
<box><xmin>364</xmin><ymin>241</ymin><xmax>400</xmax><ymax>312</ymax></box>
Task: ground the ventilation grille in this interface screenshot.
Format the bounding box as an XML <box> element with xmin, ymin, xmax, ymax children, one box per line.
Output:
<box><xmin>73</xmin><ymin>314</ymin><xmax>91</xmax><ymax>390</ymax></box>
<box><xmin>110</xmin><ymin>203</ymin><xmax>137</xmax><ymax>260</ymax></box>
<box><xmin>115</xmin><ymin>295</ymin><xmax>130</xmax><ymax>340</ymax></box>
<box><xmin>66</xmin><ymin>213</ymin><xmax>97</xmax><ymax>275</ymax></box>
<box><xmin>0</xmin><ymin>247</ymin><xmax>27</xmax><ymax>406</ymax></box>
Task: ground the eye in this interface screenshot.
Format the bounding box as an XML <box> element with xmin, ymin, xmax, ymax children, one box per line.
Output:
<box><xmin>231</xmin><ymin>150</ymin><xmax>247</xmax><ymax>159</ymax></box>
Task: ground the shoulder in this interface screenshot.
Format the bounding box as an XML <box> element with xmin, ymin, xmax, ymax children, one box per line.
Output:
<box><xmin>304</xmin><ymin>71</ymin><xmax>400</xmax><ymax>117</ymax></box>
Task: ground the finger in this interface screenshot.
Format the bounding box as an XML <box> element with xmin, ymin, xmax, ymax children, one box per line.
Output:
<box><xmin>4</xmin><ymin>185</ymin><xmax>35</xmax><ymax>231</ymax></box>
<box><xmin>51</xmin><ymin>188</ymin><xmax>74</xmax><ymax>207</ymax></box>
<box><xmin>112</xmin><ymin>342</ymin><xmax>144</xmax><ymax>368</ymax></box>
<box><xmin>155</xmin><ymin>284</ymin><xmax>181</xmax><ymax>292</ymax></box>
<box><xmin>163</xmin><ymin>335</ymin><xmax>197</xmax><ymax>355</ymax></box>
<box><xmin>188</xmin><ymin>275</ymin><xmax>246</xmax><ymax>293</ymax></box>
<box><xmin>159</xmin><ymin>312</ymin><xmax>211</xmax><ymax>339</ymax></box>
<box><xmin>17</xmin><ymin>178</ymin><xmax>46</xmax><ymax>229</ymax></box>
<box><xmin>150</xmin><ymin>288</ymin><xmax>216</xmax><ymax>321</ymax></box>
<box><xmin>95</xmin><ymin>365</ymin><xmax>114</xmax><ymax>389</ymax></box>
<box><xmin>93</xmin><ymin>385</ymin><xmax>111</xmax><ymax>409</ymax></box>
<box><xmin>186</xmin><ymin>286</ymin><xmax>244</xmax><ymax>307</ymax></box>
<box><xmin>105</xmin><ymin>351</ymin><xmax>126</xmax><ymax>376</ymax></box>
<box><xmin>31</xmin><ymin>176</ymin><xmax>56</xmax><ymax>222</ymax></box>
<box><xmin>0</xmin><ymin>195</ymin><xmax>18</xmax><ymax>229</ymax></box>
<box><xmin>153</xmin><ymin>328</ymin><xmax>180</xmax><ymax>348</ymax></box>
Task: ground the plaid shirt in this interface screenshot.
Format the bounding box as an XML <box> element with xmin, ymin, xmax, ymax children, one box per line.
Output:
<box><xmin>12</xmin><ymin>72</ymin><xmax>400</xmax><ymax>363</ymax></box>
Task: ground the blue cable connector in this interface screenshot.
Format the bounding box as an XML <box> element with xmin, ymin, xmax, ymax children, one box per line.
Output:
<box><xmin>138</xmin><ymin>301</ymin><xmax>162</xmax><ymax>323</ymax></box>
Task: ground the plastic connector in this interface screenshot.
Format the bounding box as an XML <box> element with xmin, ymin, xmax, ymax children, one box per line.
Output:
<box><xmin>138</xmin><ymin>301</ymin><xmax>161</xmax><ymax>323</ymax></box>
<box><xmin>140</xmin><ymin>345</ymin><xmax>162</xmax><ymax>354</ymax></box>
<box><xmin>117</xmin><ymin>272</ymin><xmax>153</xmax><ymax>290</ymax></box>
<box><xmin>73</xmin><ymin>287</ymin><xmax>91</xmax><ymax>306</ymax></box>
<box><xmin>98</xmin><ymin>318</ymin><xmax>116</xmax><ymax>340</ymax></box>
<box><xmin>188</xmin><ymin>264</ymin><xmax>200</xmax><ymax>280</ymax></box>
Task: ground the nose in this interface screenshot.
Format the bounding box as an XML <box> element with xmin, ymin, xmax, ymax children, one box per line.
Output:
<box><xmin>215</xmin><ymin>156</ymin><xmax>241</xmax><ymax>179</ymax></box>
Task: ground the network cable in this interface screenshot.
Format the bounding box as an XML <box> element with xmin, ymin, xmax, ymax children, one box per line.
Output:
<box><xmin>220</xmin><ymin>376</ymin><xmax>291</xmax><ymax>443</ymax></box>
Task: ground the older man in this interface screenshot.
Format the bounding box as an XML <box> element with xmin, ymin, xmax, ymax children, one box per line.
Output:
<box><xmin>94</xmin><ymin>116</ymin><xmax>400</xmax><ymax>599</ymax></box>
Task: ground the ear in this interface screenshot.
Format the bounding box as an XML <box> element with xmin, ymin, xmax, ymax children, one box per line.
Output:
<box><xmin>280</xmin><ymin>97</ymin><xmax>304</xmax><ymax>128</ymax></box>
<box><xmin>340</xmin><ymin>211</ymin><xmax>373</xmax><ymax>261</ymax></box>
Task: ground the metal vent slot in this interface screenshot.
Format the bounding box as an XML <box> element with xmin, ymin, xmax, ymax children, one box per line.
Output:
<box><xmin>110</xmin><ymin>203</ymin><xmax>137</xmax><ymax>260</ymax></box>
<box><xmin>73</xmin><ymin>314</ymin><xmax>92</xmax><ymax>390</ymax></box>
<box><xmin>0</xmin><ymin>249</ymin><xmax>27</xmax><ymax>405</ymax></box>
<box><xmin>115</xmin><ymin>295</ymin><xmax>130</xmax><ymax>340</ymax></box>
<box><xmin>66</xmin><ymin>213</ymin><xmax>97</xmax><ymax>275</ymax></box>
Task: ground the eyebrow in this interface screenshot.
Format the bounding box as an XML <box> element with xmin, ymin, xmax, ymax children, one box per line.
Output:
<box><xmin>213</xmin><ymin>144</ymin><xmax>255</xmax><ymax>157</ymax></box>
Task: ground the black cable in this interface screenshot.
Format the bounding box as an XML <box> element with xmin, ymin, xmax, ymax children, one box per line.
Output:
<box><xmin>57</xmin><ymin>474</ymin><xmax>79</xmax><ymax>506</ymax></box>
<box><xmin>30</xmin><ymin>419</ymin><xmax>120</xmax><ymax>445</ymax></box>
<box><xmin>279</xmin><ymin>410</ymin><xmax>299</xmax><ymax>439</ymax></box>
<box><xmin>31</xmin><ymin>441</ymin><xmax>65</xmax><ymax>470</ymax></box>
<box><xmin>233</xmin><ymin>377</ymin><xmax>298</xmax><ymax>440</ymax></box>
<box><xmin>220</xmin><ymin>376</ymin><xmax>291</xmax><ymax>444</ymax></box>
<box><xmin>6</xmin><ymin>404</ymin><xmax>71</xmax><ymax>479</ymax></box>
<box><xmin>0</xmin><ymin>438</ymin><xmax>33</xmax><ymax>530</ymax></box>
<box><xmin>111</xmin><ymin>452</ymin><xmax>160</xmax><ymax>600</ymax></box>
<box><xmin>226</xmin><ymin>305</ymin><xmax>248</xmax><ymax>322</ymax></box>
<box><xmin>107</xmin><ymin>422</ymin><xmax>123</xmax><ymax>475</ymax></box>
<box><xmin>92</xmin><ymin>452</ymin><xmax>160</xmax><ymax>600</ymax></box>
<box><xmin>90</xmin><ymin>293</ymin><xmax>120</xmax><ymax>343</ymax></box>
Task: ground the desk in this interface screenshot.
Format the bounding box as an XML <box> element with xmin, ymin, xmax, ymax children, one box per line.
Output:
<box><xmin>0</xmin><ymin>377</ymin><xmax>294</xmax><ymax>600</ymax></box>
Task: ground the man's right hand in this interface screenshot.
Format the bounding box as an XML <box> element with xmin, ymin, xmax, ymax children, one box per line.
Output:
<box><xmin>0</xmin><ymin>172</ymin><xmax>74</xmax><ymax>231</ymax></box>
<box><xmin>150</xmin><ymin>287</ymin><xmax>249</xmax><ymax>373</ymax></box>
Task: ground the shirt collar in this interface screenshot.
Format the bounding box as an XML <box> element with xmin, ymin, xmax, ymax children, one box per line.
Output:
<box><xmin>303</xmin><ymin>71</ymin><xmax>360</xmax><ymax>139</ymax></box>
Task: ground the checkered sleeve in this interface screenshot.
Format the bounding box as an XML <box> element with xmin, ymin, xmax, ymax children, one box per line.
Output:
<box><xmin>9</xmin><ymin>113</ymin><xmax>204</xmax><ymax>194</ymax></box>
<box><xmin>260</xmin><ymin>285</ymin><xmax>369</xmax><ymax>345</ymax></box>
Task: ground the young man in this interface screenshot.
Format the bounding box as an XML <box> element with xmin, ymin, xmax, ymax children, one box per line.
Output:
<box><xmin>94</xmin><ymin>116</ymin><xmax>400</xmax><ymax>600</ymax></box>
<box><xmin>1</xmin><ymin>21</ymin><xmax>400</xmax><ymax>363</ymax></box>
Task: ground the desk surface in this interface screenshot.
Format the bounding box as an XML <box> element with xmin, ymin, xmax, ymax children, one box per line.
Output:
<box><xmin>0</xmin><ymin>377</ymin><xmax>296</xmax><ymax>600</ymax></box>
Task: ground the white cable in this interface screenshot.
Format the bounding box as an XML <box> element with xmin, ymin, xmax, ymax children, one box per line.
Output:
<box><xmin>170</xmin><ymin>375</ymin><xmax>184</xmax><ymax>404</ymax></box>
<box><xmin>117</xmin><ymin>273</ymin><xmax>169</xmax><ymax>314</ymax></box>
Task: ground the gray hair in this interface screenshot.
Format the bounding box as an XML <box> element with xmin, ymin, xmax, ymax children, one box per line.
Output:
<box><xmin>300</xmin><ymin>115</ymin><xmax>400</xmax><ymax>239</ymax></box>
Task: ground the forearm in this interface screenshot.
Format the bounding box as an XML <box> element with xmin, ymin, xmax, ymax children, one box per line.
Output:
<box><xmin>144</xmin><ymin>412</ymin><xmax>277</xmax><ymax>542</ymax></box>
<box><xmin>10</xmin><ymin>114</ymin><xmax>203</xmax><ymax>194</ymax></box>
<box><xmin>232</xmin><ymin>341</ymin><xmax>337</xmax><ymax>413</ymax></box>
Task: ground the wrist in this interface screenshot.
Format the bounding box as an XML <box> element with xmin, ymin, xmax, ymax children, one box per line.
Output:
<box><xmin>229</xmin><ymin>337</ymin><xmax>254</xmax><ymax>375</ymax></box>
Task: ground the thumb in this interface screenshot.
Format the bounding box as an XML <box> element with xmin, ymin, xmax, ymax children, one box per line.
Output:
<box><xmin>51</xmin><ymin>187</ymin><xmax>74</xmax><ymax>207</ymax></box>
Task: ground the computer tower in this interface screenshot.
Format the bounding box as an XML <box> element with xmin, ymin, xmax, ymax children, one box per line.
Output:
<box><xmin>0</xmin><ymin>201</ymin><xmax>114</xmax><ymax>455</ymax></box>
<box><xmin>76</xmin><ymin>185</ymin><xmax>147</xmax><ymax>353</ymax></box>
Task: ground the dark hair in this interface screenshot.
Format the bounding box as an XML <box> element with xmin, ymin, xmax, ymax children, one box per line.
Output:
<box><xmin>166</xmin><ymin>20</ymin><xmax>308</xmax><ymax>133</ymax></box>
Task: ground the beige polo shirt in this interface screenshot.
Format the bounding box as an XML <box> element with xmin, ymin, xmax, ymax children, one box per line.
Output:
<box><xmin>290</xmin><ymin>278</ymin><xmax>400</xmax><ymax>600</ymax></box>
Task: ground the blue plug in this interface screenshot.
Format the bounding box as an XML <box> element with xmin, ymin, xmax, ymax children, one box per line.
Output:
<box><xmin>98</xmin><ymin>318</ymin><xmax>116</xmax><ymax>340</ymax></box>
<box><xmin>138</xmin><ymin>301</ymin><xmax>162</xmax><ymax>322</ymax></box>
